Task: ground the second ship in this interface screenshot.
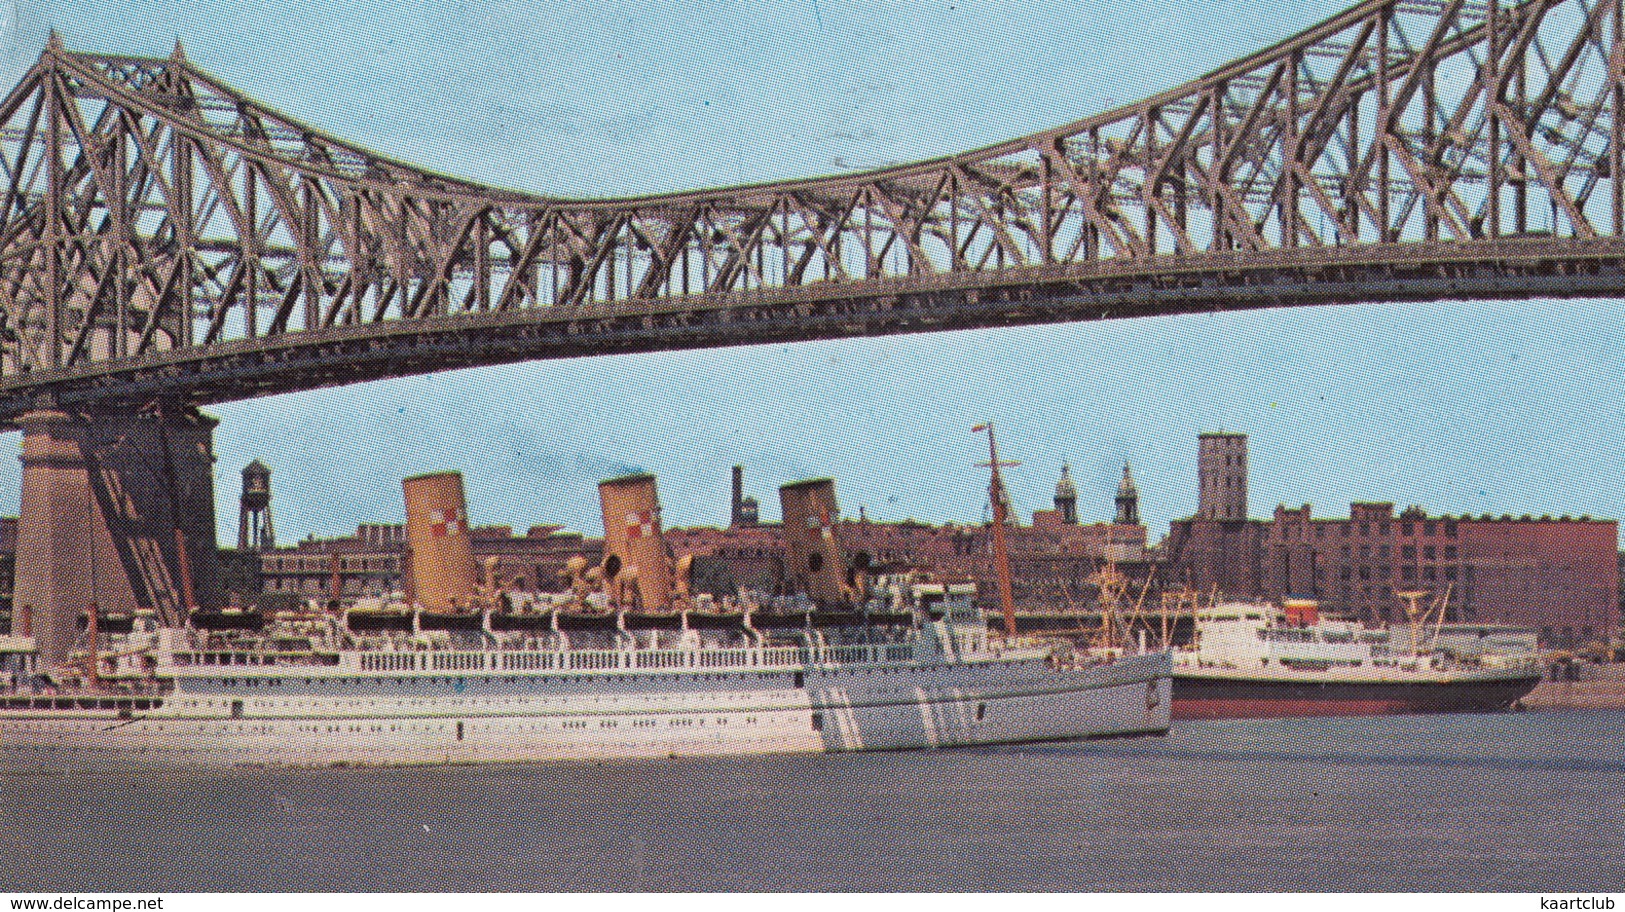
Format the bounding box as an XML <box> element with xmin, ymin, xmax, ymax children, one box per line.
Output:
<box><xmin>1168</xmin><ymin>594</ymin><xmax>1543</xmax><ymax>719</ymax></box>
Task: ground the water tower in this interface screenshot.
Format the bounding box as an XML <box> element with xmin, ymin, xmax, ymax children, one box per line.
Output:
<box><xmin>238</xmin><ymin>459</ymin><xmax>275</xmax><ymax>552</ymax></box>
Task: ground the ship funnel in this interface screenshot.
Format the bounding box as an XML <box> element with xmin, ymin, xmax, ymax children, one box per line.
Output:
<box><xmin>1283</xmin><ymin>597</ymin><xmax>1319</xmax><ymax>626</ymax></box>
<box><xmin>779</xmin><ymin>478</ymin><xmax>846</xmax><ymax>607</ymax></box>
<box><xmin>598</xmin><ymin>474</ymin><xmax>672</xmax><ymax>611</ymax></box>
<box><xmin>849</xmin><ymin>551</ymin><xmax>875</xmax><ymax>605</ymax></box>
<box><xmin>402</xmin><ymin>472</ymin><xmax>478</xmax><ymax>612</ymax></box>
<box><xmin>674</xmin><ymin>553</ymin><xmax>695</xmax><ymax>605</ymax></box>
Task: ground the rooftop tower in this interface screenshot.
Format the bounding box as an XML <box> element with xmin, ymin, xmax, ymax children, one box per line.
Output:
<box><xmin>1115</xmin><ymin>462</ymin><xmax>1140</xmax><ymax>525</ymax></box>
<box><xmin>1054</xmin><ymin>463</ymin><xmax>1079</xmax><ymax>524</ymax></box>
<box><xmin>730</xmin><ymin>465</ymin><xmax>760</xmax><ymax>527</ymax></box>
<box><xmin>1197</xmin><ymin>432</ymin><xmax>1248</xmax><ymax>521</ymax></box>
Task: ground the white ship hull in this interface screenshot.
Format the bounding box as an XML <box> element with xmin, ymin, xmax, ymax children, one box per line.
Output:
<box><xmin>1</xmin><ymin>652</ymin><xmax>1171</xmax><ymax>767</ymax></box>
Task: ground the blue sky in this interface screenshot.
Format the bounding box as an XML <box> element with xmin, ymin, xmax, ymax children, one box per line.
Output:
<box><xmin>2</xmin><ymin>0</ymin><xmax>1622</xmax><ymax>544</ymax></box>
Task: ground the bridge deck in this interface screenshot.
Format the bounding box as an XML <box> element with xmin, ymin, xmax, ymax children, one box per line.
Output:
<box><xmin>0</xmin><ymin>0</ymin><xmax>1620</xmax><ymax>419</ymax></box>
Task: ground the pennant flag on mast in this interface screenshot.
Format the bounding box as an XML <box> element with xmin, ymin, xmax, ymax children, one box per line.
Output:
<box><xmin>971</xmin><ymin>423</ymin><xmax>988</xmax><ymax>433</ymax></box>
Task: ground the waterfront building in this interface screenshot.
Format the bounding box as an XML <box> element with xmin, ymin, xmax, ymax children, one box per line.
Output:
<box><xmin>673</xmin><ymin>463</ymin><xmax>1150</xmax><ymax>615</ymax></box>
<box><xmin>1165</xmin><ymin>433</ymin><xmax>1618</xmax><ymax>649</ymax></box>
<box><xmin>0</xmin><ymin>441</ymin><xmax>1607</xmax><ymax>648</ymax></box>
<box><xmin>257</xmin><ymin>523</ymin><xmax>601</xmax><ymax>605</ymax></box>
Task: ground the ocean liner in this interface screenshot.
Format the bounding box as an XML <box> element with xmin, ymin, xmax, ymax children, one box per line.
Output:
<box><xmin>1171</xmin><ymin>595</ymin><xmax>1543</xmax><ymax>719</ymax></box>
<box><xmin>0</xmin><ymin>448</ymin><xmax>1170</xmax><ymax>766</ymax></box>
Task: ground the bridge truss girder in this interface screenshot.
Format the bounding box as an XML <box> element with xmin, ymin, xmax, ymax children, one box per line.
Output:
<box><xmin>1</xmin><ymin>0</ymin><xmax>1624</xmax><ymax>421</ymax></box>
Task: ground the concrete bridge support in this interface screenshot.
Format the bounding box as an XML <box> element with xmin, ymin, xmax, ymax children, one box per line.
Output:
<box><xmin>11</xmin><ymin>405</ymin><xmax>219</xmax><ymax>668</ymax></box>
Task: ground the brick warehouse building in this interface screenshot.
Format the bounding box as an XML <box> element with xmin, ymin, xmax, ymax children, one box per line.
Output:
<box><xmin>5</xmin><ymin>444</ymin><xmax>1608</xmax><ymax>648</ymax></box>
<box><xmin>1164</xmin><ymin>433</ymin><xmax>1618</xmax><ymax>649</ymax></box>
<box><xmin>252</xmin><ymin>522</ymin><xmax>603</xmax><ymax>605</ymax></box>
<box><xmin>668</xmin><ymin>464</ymin><xmax>1149</xmax><ymax>614</ymax></box>
<box><xmin>665</xmin><ymin>513</ymin><xmax>1148</xmax><ymax>613</ymax></box>
<box><xmin>236</xmin><ymin>463</ymin><xmax>1148</xmax><ymax>617</ymax></box>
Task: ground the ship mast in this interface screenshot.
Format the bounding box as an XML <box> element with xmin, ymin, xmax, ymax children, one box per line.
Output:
<box><xmin>1397</xmin><ymin>589</ymin><xmax>1429</xmax><ymax>658</ymax></box>
<box><xmin>973</xmin><ymin>423</ymin><xmax>1019</xmax><ymax>637</ymax></box>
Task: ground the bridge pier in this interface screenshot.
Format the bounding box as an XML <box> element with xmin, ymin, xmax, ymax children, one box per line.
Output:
<box><xmin>11</xmin><ymin>404</ymin><xmax>220</xmax><ymax>668</ymax></box>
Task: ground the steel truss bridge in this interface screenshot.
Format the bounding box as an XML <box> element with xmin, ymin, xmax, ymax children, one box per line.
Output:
<box><xmin>2</xmin><ymin>0</ymin><xmax>1625</xmax><ymax>423</ymax></box>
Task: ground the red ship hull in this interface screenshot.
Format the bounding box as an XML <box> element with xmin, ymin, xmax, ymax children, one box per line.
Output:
<box><xmin>1172</xmin><ymin>673</ymin><xmax>1543</xmax><ymax>720</ymax></box>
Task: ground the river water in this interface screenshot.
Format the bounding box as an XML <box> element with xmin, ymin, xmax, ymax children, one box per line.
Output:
<box><xmin>2</xmin><ymin>709</ymin><xmax>1621</xmax><ymax>892</ymax></box>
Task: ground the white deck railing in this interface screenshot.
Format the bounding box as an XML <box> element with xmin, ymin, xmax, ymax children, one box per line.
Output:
<box><xmin>169</xmin><ymin>641</ymin><xmax>937</xmax><ymax>676</ymax></box>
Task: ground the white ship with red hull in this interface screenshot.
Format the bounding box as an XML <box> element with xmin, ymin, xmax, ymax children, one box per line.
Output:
<box><xmin>1172</xmin><ymin>600</ymin><xmax>1542</xmax><ymax>720</ymax></box>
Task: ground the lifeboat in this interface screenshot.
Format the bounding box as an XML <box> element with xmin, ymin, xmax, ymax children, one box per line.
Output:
<box><xmin>683</xmin><ymin>609</ymin><xmax>747</xmax><ymax>630</ymax></box>
<box><xmin>623</xmin><ymin>610</ymin><xmax>685</xmax><ymax>631</ymax></box>
<box><xmin>554</xmin><ymin>608</ymin><xmax>619</xmax><ymax>632</ymax></box>
<box><xmin>415</xmin><ymin>609</ymin><xmax>482</xmax><ymax>632</ymax></box>
<box><xmin>186</xmin><ymin>608</ymin><xmax>265</xmax><ymax>631</ymax></box>
<box><xmin>343</xmin><ymin>608</ymin><xmax>414</xmax><ymax>632</ymax></box>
